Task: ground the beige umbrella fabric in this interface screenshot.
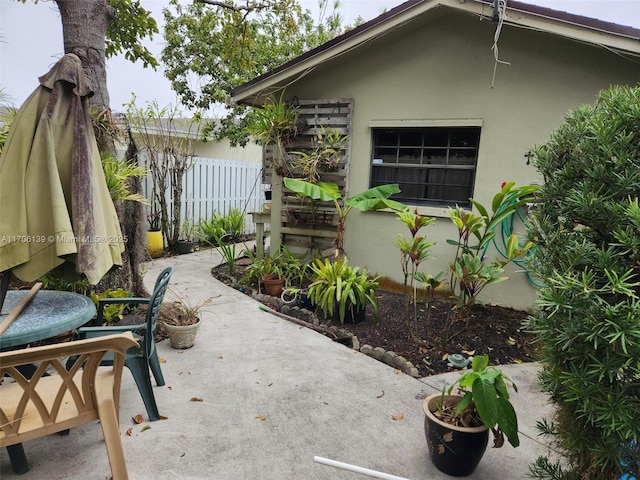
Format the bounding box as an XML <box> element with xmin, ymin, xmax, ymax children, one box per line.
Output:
<box><xmin>0</xmin><ymin>54</ymin><xmax>124</xmax><ymax>286</ymax></box>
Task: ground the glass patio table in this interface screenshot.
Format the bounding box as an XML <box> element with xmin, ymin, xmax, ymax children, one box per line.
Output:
<box><xmin>0</xmin><ymin>289</ymin><xmax>96</xmax><ymax>474</ymax></box>
<box><xmin>0</xmin><ymin>290</ymin><xmax>95</xmax><ymax>349</ymax></box>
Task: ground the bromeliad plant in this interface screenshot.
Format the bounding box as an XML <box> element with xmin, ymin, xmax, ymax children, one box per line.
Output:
<box><xmin>291</xmin><ymin>127</ymin><xmax>348</xmax><ymax>182</ymax></box>
<box><xmin>247</xmin><ymin>91</ymin><xmax>300</xmax><ymax>176</ymax></box>
<box><xmin>444</xmin><ymin>354</ymin><xmax>520</xmax><ymax>449</ymax></box>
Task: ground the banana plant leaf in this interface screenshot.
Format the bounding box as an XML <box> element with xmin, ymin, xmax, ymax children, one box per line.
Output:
<box><xmin>283</xmin><ymin>177</ymin><xmax>407</xmax><ymax>212</ymax></box>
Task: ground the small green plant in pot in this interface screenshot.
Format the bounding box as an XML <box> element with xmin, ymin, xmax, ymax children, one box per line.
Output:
<box><xmin>423</xmin><ymin>354</ymin><xmax>519</xmax><ymax>476</ymax></box>
<box><xmin>307</xmin><ymin>258</ymin><xmax>381</xmax><ymax>324</ymax></box>
<box><xmin>240</xmin><ymin>247</ymin><xmax>300</xmax><ymax>297</ymax></box>
<box><xmin>176</xmin><ymin>217</ymin><xmax>198</xmax><ymax>254</ymax></box>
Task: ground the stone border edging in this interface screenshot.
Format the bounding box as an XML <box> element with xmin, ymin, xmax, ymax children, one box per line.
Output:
<box><xmin>252</xmin><ymin>291</ymin><xmax>420</xmax><ymax>378</ymax></box>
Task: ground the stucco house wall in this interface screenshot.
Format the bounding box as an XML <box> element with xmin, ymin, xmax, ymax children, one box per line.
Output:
<box><xmin>191</xmin><ymin>137</ymin><xmax>262</xmax><ymax>164</ymax></box>
<box><xmin>233</xmin><ymin>3</ymin><xmax>640</xmax><ymax>310</ymax></box>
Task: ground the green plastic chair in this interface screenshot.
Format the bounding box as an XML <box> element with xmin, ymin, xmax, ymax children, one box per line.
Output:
<box><xmin>68</xmin><ymin>267</ymin><xmax>174</xmax><ymax>421</ymax></box>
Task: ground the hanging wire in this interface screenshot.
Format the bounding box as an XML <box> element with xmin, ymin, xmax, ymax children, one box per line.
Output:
<box><xmin>491</xmin><ymin>0</ymin><xmax>511</xmax><ymax>88</ymax></box>
<box><xmin>240</xmin><ymin>166</ymin><xmax>265</xmax><ymax>217</ymax></box>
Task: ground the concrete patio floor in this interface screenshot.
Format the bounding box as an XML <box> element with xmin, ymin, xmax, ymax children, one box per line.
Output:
<box><xmin>1</xmin><ymin>248</ymin><xmax>557</xmax><ymax>479</ymax></box>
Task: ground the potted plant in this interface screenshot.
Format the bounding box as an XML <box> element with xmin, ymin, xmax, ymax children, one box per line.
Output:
<box><xmin>281</xmin><ymin>261</ymin><xmax>313</xmax><ymax>307</ymax></box>
<box><xmin>163</xmin><ymin>294</ymin><xmax>206</xmax><ymax>349</ymax></box>
<box><xmin>175</xmin><ymin>218</ymin><xmax>198</xmax><ymax>255</ymax></box>
<box><xmin>147</xmin><ymin>210</ymin><xmax>164</xmax><ymax>258</ymax></box>
<box><xmin>422</xmin><ymin>354</ymin><xmax>519</xmax><ymax>476</ymax></box>
<box><xmin>307</xmin><ymin>258</ymin><xmax>381</xmax><ymax>324</ymax></box>
<box><xmin>240</xmin><ymin>247</ymin><xmax>300</xmax><ymax>297</ymax></box>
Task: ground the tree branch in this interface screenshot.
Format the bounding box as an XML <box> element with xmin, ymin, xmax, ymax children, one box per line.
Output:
<box><xmin>195</xmin><ymin>0</ymin><xmax>283</xmax><ymax>14</ymax></box>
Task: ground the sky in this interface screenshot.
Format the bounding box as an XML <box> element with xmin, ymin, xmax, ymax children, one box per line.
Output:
<box><xmin>1</xmin><ymin>0</ymin><xmax>639</xmax><ymax>113</ymax></box>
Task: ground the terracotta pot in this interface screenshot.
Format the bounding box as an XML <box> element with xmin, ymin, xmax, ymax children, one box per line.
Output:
<box><xmin>423</xmin><ymin>393</ymin><xmax>489</xmax><ymax>477</ymax></box>
<box><xmin>261</xmin><ymin>274</ymin><xmax>285</xmax><ymax>297</ymax></box>
<box><xmin>147</xmin><ymin>231</ymin><xmax>164</xmax><ymax>258</ymax></box>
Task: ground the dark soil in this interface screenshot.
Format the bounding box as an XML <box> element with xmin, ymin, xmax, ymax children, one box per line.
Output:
<box><xmin>211</xmin><ymin>262</ymin><xmax>538</xmax><ymax>377</ymax></box>
<box><xmin>346</xmin><ymin>290</ymin><xmax>537</xmax><ymax>377</ymax></box>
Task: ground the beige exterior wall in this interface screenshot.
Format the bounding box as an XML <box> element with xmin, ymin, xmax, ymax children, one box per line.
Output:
<box><xmin>192</xmin><ymin>137</ymin><xmax>262</xmax><ymax>163</ymax></box>
<box><xmin>127</xmin><ymin>132</ymin><xmax>262</xmax><ymax>163</ymax></box>
<box><xmin>271</xmin><ymin>9</ymin><xmax>640</xmax><ymax>310</ymax></box>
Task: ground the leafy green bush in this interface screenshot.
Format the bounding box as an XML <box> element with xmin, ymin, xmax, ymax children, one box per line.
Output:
<box><xmin>240</xmin><ymin>246</ymin><xmax>300</xmax><ymax>289</ymax></box>
<box><xmin>307</xmin><ymin>258</ymin><xmax>381</xmax><ymax>324</ymax></box>
<box><xmin>38</xmin><ymin>273</ymin><xmax>90</xmax><ymax>296</ymax></box>
<box><xmin>526</xmin><ymin>85</ymin><xmax>640</xmax><ymax>479</ymax></box>
<box><xmin>90</xmin><ymin>288</ymin><xmax>134</xmax><ymax>326</ymax></box>
<box><xmin>221</xmin><ymin>208</ymin><xmax>246</xmax><ymax>238</ymax></box>
<box><xmin>198</xmin><ymin>216</ymin><xmax>225</xmax><ymax>244</ymax></box>
<box><xmin>197</xmin><ymin>209</ymin><xmax>246</xmax><ymax>244</ymax></box>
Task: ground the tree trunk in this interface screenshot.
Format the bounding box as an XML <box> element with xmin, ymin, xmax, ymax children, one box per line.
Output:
<box><xmin>56</xmin><ymin>0</ymin><xmax>145</xmax><ymax>296</ymax></box>
<box><xmin>56</xmin><ymin>0</ymin><xmax>112</xmax><ymax>110</ymax></box>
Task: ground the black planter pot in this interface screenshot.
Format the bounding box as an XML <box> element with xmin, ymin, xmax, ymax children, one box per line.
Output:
<box><xmin>299</xmin><ymin>292</ymin><xmax>314</xmax><ymax>311</ymax></box>
<box><xmin>333</xmin><ymin>303</ymin><xmax>366</xmax><ymax>324</ymax></box>
<box><xmin>175</xmin><ymin>240</ymin><xmax>197</xmax><ymax>255</ymax></box>
<box><xmin>423</xmin><ymin>394</ymin><xmax>489</xmax><ymax>477</ymax></box>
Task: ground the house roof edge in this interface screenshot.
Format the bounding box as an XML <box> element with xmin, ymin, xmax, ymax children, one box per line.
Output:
<box><xmin>230</xmin><ymin>0</ymin><xmax>640</xmax><ymax>105</ymax></box>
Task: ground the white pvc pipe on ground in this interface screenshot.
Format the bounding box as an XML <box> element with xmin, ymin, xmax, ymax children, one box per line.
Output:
<box><xmin>313</xmin><ymin>456</ymin><xmax>411</xmax><ymax>480</ymax></box>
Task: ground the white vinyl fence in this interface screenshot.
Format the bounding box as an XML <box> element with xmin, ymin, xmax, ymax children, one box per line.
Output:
<box><xmin>143</xmin><ymin>156</ymin><xmax>266</xmax><ymax>235</ymax></box>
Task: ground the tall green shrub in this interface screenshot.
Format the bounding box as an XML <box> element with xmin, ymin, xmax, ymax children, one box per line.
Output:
<box><xmin>526</xmin><ymin>85</ymin><xmax>640</xmax><ymax>479</ymax></box>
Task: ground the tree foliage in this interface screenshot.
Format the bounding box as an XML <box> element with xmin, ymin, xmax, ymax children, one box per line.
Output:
<box><xmin>161</xmin><ymin>0</ymin><xmax>353</xmax><ymax>145</ymax></box>
<box><xmin>15</xmin><ymin>0</ymin><xmax>160</xmax><ymax>72</ymax></box>
<box><xmin>106</xmin><ymin>0</ymin><xmax>160</xmax><ymax>69</ymax></box>
<box><xmin>526</xmin><ymin>85</ymin><xmax>640</xmax><ymax>480</ymax></box>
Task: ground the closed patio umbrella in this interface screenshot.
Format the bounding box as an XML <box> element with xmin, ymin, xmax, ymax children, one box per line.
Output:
<box><xmin>0</xmin><ymin>54</ymin><xmax>124</xmax><ymax>307</ymax></box>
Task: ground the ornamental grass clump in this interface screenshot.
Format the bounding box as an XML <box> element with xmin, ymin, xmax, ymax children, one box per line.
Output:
<box><xmin>526</xmin><ymin>85</ymin><xmax>640</xmax><ymax>480</ymax></box>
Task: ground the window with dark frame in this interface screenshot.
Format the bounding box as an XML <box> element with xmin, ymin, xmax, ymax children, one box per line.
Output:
<box><xmin>370</xmin><ymin>127</ymin><xmax>480</xmax><ymax>208</ymax></box>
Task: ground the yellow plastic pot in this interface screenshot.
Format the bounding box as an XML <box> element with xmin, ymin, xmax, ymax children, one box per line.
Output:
<box><xmin>147</xmin><ymin>231</ymin><xmax>164</xmax><ymax>258</ymax></box>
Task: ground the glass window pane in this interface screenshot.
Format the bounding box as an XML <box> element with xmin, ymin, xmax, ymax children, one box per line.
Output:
<box><xmin>423</xmin><ymin>148</ymin><xmax>447</xmax><ymax>165</ymax></box>
<box><xmin>370</xmin><ymin>127</ymin><xmax>479</xmax><ymax>208</ymax></box>
<box><xmin>374</xmin><ymin>130</ymin><xmax>398</xmax><ymax>146</ymax></box>
<box><xmin>398</xmin><ymin>147</ymin><xmax>421</xmax><ymax>164</ymax></box>
<box><xmin>424</xmin><ymin>130</ymin><xmax>448</xmax><ymax>147</ymax></box>
<box><xmin>450</xmin><ymin>129</ymin><xmax>479</xmax><ymax>147</ymax></box>
<box><xmin>373</xmin><ymin>147</ymin><xmax>397</xmax><ymax>163</ymax></box>
<box><xmin>398</xmin><ymin>130</ymin><xmax>422</xmax><ymax>146</ymax></box>
<box><xmin>449</xmin><ymin>149</ymin><xmax>477</xmax><ymax>165</ymax></box>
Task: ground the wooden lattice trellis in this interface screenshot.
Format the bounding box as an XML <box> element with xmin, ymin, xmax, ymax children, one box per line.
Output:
<box><xmin>263</xmin><ymin>98</ymin><xmax>353</xmax><ymax>259</ymax></box>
